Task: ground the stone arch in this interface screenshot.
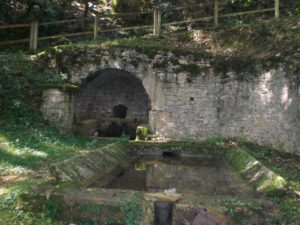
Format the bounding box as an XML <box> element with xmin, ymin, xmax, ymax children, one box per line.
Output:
<box><xmin>74</xmin><ymin>68</ymin><xmax>152</xmax><ymax>139</ymax></box>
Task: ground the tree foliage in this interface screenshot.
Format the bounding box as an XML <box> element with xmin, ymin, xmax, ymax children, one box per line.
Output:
<box><xmin>0</xmin><ymin>0</ymin><xmax>73</xmax><ymax>23</ymax></box>
<box><xmin>0</xmin><ymin>0</ymin><xmax>299</xmax><ymax>24</ymax></box>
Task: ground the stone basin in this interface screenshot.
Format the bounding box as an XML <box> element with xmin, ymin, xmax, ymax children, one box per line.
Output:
<box><xmin>44</xmin><ymin>142</ymin><xmax>287</xmax><ymax>224</ymax></box>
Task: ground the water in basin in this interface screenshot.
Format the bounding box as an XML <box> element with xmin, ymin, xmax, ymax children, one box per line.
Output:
<box><xmin>91</xmin><ymin>154</ymin><xmax>256</xmax><ymax>198</ymax></box>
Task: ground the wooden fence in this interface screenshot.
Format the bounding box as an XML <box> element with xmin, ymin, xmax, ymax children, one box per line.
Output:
<box><xmin>0</xmin><ymin>0</ymin><xmax>281</xmax><ymax>51</ymax></box>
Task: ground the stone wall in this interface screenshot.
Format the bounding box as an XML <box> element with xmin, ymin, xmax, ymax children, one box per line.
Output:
<box><xmin>160</xmin><ymin>65</ymin><xmax>300</xmax><ymax>154</ymax></box>
<box><xmin>39</xmin><ymin>46</ymin><xmax>300</xmax><ymax>155</ymax></box>
<box><xmin>40</xmin><ymin>89</ymin><xmax>74</xmax><ymax>134</ymax></box>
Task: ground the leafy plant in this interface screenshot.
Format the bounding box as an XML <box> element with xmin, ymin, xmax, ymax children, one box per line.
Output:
<box><xmin>275</xmin><ymin>199</ymin><xmax>300</xmax><ymax>224</ymax></box>
<box><xmin>120</xmin><ymin>194</ymin><xmax>142</xmax><ymax>225</ymax></box>
<box><xmin>224</xmin><ymin>198</ymin><xmax>261</xmax><ymax>224</ymax></box>
<box><xmin>45</xmin><ymin>197</ymin><xmax>61</xmax><ymax>219</ymax></box>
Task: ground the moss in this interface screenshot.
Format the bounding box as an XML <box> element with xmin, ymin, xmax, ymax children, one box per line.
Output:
<box><xmin>36</xmin><ymin>16</ymin><xmax>300</xmax><ymax>84</ymax></box>
<box><xmin>212</xmin><ymin>56</ymin><xmax>258</xmax><ymax>81</ymax></box>
<box><xmin>240</xmin><ymin>141</ymin><xmax>300</xmax><ymax>195</ymax></box>
<box><xmin>50</xmin><ymin>142</ymin><xmax>133</xmax><ymax>183</ymax></box>
<box><xmin>130</xmin><ymin>141</ymin><xmax>227</xmax><ymax>156</ymax></box>
<box><xmin>182</xmin><ymin>64</ymin><xmax>201</xmax><ymax>75</ymax></box>
<box><xmin>135</xmin><ymin>125</ymin><xmax>150</xmax><ymax>141</ymax></box>
<box><xmin>79</xmin><ymin>204</ymin><xmax>101</xmax><ymax>214</ymax></box>
<box><xmin>174</xmin><ymin>64</ymin><xmax>202</xmax><ymax>76</ymax></box>
<box><xmin>223</xmin><ymin>198</ymin><xmax>262</xmax><ymax>224</ymax></box>
<box><xmin>129</xmin><ymin>58</ymin><xmax>140</xmax><ymax>68</ymax></box>
<box><xmin>170</xmin><ymin>57</ymin><xmax>180</xmax><ymax>65</ymax></box>
<box><xmin>153</xmin><ymin>59</ymin><xmax>169</xmax><ymax>69</ymax></box>
<box><xmin>277</xmin><ymin>199</ymin><xmax>300</xmax><ymax>224</ymax></box>
<box><xmin>255</xmin><ymin>174</ymin><xmax>287</xmax><ymax>197</ymax></box>
<box><xmin>55</xmin><ymin>181</ymin><xmax>80</xmax><ymax>190</ymax></box>
<box><xmin>16</xmin><ymin>191</ymin><xmax>48</xmax><ymax>213</ymax></box>
<box><xmin>136</xmin><ymin>47</ymin><xmax>158</xmax><ymax>59</ymax></box>
<box><xmin>227</xmin><ymin>147</ymin><xmax>288</xmax><ymax>197</ymax></box>
<box><xmin>229</xmin><ymin>148</ymin><xmax>251</xmax><ymax>171</ymax></box>
<box><xmin>39</xmin><ymin>36</ymin><xmax>300</xmax><ymax>86</ymax></box>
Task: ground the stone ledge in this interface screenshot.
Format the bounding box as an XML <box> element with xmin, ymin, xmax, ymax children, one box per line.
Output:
<box><xmin>49</xmin><ymin>142</ymin><xmax>136</xmax><ymax>184</ymax></box>
<box><xmin>226</xmin><ymin>147</ymin><xmax>288</xmax><ymax>197</ymax></box>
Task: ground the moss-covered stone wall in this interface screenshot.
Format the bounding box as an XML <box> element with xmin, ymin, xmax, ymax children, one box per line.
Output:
<box><xmin>39</xmin><ymin>45</ymin><xmax>300</xmax><ymax>155</ymax></box>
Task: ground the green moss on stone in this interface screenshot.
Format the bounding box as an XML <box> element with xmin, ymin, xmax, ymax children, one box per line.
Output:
<box><xmin>153</xmin><ymin>59</ymin><xmax>169</xmax><ymax>69</ymax></box>
<box><xmin>181</xmin><ymin>64</ymin><xmax>201</xmax><ymax>76</ymax></box>
<box><xmin>227</xmin><ymin>148</ymin><xmax>288</xmax><ymax>197</ymax></box>
<box><xmin>135</xmin><ymin>126</ymin><xmax>150</xmax><ymax>141</ymax></box>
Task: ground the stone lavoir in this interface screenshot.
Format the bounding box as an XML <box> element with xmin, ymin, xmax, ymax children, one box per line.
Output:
<box><xmin>43</xmin><ymin>142</ymin><xmax>287</xmax><ymax>224</ymax></box>
<box><xmin>40</xmin><ymin>45</ymin><xmax>300</xmax><ymax>155</ymax></box>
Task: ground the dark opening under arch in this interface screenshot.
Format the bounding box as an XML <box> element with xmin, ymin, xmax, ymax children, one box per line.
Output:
<box><xmin>74</xmin><ymin>69</ymin><xmax>151</xmax><ymax>139</ymax></box>
<box><xmin>113</xmin><ymin>104</ymin><xmax>127</xmax><ymax>119</ymax></box>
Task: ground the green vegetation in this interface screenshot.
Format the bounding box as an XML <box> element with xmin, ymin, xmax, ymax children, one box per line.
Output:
<box><xmin>0</xmin><ymin>52</ymin><xmax>116</xmax><ymax>224</ymax></box>
<box><xmin>223</xmin><ymin>197</ymin><xmax>262</xmax><ymax>225</ymax></box>
<box><xmin>37</xmin><ymin>16</ymin><xmax>298</xmax><ymax>78</ymax></box>
<box><xmin>227</xmin><ymin>147</ymin><xmax>288</xmax><ymax>197</ymax></box>
<box><xmin>0</xmin><ymin>116</ymin><xmax>115</xmax><ymax>223</ymax></box>
<box><xmin>0</xmin><ymin>51</ymin><xmax>80</xmax><ymax>117</ymax></box>
<box><xmin>0</xmin><ymin>52</ymin><xmax>114</xmax><ymax>175</ymax></box>
<box><xmin>79</xmin><ymin>204</ymin><xmax>102</xmax><ymax>224</ymax></box>
<box><xmin>120</xmin><ymin>194</ymin><xmax>143</xmax><ymax>225</ymax></box>
<box><xmin>241</xmin><ymin>144</ymin><xmax>300</xmax><ymax>224</ymax></box>
<box><xmin>274</xmin><ymin>199</ymin><xmax>300</xmax><ymax>224</ymax></box>
<box><xmin>45</xmin><ymin>197</ymin><xmax>62</xmax><ymax>219</ymax></box>
<box><xmin>241</xmin><ymin>142</ymin><xmax>300</xmax><ymax>194</ymax></box>
<box><xmin>221</xmin><ymin>140</ymin><xmax>300</xmax><ymax>224</ymax></box>
<box><xmin>0</xmin><ymin>117</ymin><xmax>114</xmax><ymax>176</ymax></box>
<box><xmin>101</xmin><ymin>17</ymin><xmax>300</xmax><ymax>67</ymax></box>
<box><xmin>135</xmin><ymin>125</ymin><xmax>150</xmax><ymax>141</ymax></box>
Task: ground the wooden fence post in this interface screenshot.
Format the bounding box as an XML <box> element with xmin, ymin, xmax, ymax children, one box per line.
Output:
<box><xmin>29</xmin><ymin>21</ymin><xmax>38</xmax><ymax>51</ymax></box>
<box><xmin>157</xmin><ymin>7</ymin><xmax>161</xmax><ymax>35</ymax></box>
<box><xmin>214</xmin><ymin>0</ymin><xmax>219</xmax><ymax>27</ymax></box>
<box><xmin>153</xmin><ymin>7</ymin><xmax>161</xmax><ymax>36</ymax></box>
<box><xmin>275</xmin><ymin>0</ymin><xmax>280</xmax><ymax>18</ymax></box>
<box><xmin>93</xmin><ymin>16</ymin><xmax>98</xmax><ymax>40</ymax></box>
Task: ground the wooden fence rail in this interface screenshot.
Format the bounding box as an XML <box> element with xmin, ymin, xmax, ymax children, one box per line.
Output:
<box><xmin>0</xmin><ymin>0</ymin><xmax>280</xmax><ymax>51</ymax></box>
<box><xmin>39</xmin><ymin>18</ymin><xmax>89</xmax><ymax>26</ymax></box>
<box><xmin>0</xmin><ymin>24</ymin><xmax>30</xmax><ymax>29</ymax></box>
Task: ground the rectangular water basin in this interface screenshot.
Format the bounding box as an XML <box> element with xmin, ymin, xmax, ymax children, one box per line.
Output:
<box><xmin>89</xmin><ymin>152</ymin><xmax>257</xmax><ymax>198</ymax></box>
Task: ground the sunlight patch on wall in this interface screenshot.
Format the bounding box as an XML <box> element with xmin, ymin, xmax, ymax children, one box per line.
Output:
<box><xmin>258</xmin><ymin>71</ymin><xmax>274</xmax><ymax>105</ymax></box>
<box><xmin>281</xmin><ymin>84</ymin><xmax>292</xmax><ymax>110</ymax></box>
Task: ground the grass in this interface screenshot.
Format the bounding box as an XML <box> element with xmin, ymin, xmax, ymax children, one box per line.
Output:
<box><xmin>0</xmin><ymin>118</ymin><xmax>116</xmax><ymax>176</ymax></box>
<box><xmin>230</xmin><ymin>140</ymin><xmax>300</xmax><ymax>224</ymax></box>
<box><xmin>98</xmin><ymin>16</ymin><xmax>300</xmax><ymax>60</ymax></box>
<box><xmin>0</xmin><ymin>116</ymin><xmax>117</xmax><ymax>224</ymax></box>
<box><xmin>0</xmin><ymin>117</ymin><xmax>118</xmax><ymax>224</ymax></box>
<box><xmin>121</xmin><ymin>194</ymin><xmax>142</xmax><ymax>225</ymax></box>
<box><xmin>242</xmin><ymin>142</ymin><xmax>300</xmax><ymax>194</ymax></box>
<box><xmin>0</xmin><ymin>51</ymin><xmax>118</xmax><ymax>224</ymax></box>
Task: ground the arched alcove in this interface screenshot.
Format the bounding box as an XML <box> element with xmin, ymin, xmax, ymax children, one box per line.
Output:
<box><xmin>74</xmin><ymin>69</ymin><xmax>151</xmax><ymax>139</ymax></box>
